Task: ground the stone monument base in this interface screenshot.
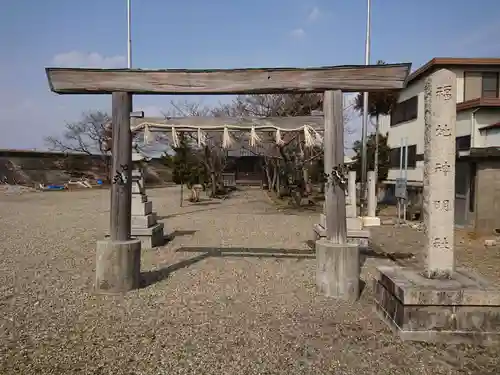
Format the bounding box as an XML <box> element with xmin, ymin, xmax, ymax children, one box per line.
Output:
<box><xmin>362</xmin><ymin>216</ymin><xmax>381</xmax><ymax>227</ymax></box>
<box><xmin>373</xmin><ymin>266</ymin><xmax>500</xmax><ymax>345</ymax></box>
<box><xmin>313</xmin><ymin>223</ymin><xmax>370</xmax><ymax>248</ymax></box>
<box><xmin>131</xmin><ymin>222</ymin><xmax>165</xmax><ymax>249</ymax></box>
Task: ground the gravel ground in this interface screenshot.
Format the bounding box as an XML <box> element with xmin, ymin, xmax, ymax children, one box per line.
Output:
<box><xmin>0</xmin><ymin>186</ymin><xmax>499</xmax><ymax>374</ymax></box>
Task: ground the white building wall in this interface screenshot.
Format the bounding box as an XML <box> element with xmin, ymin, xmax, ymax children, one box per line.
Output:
<box><xmin>386</xmin><ymin>79</ymin><xmax>425</xmax><ymax>182</ymax></box>
<box><xmin>456</xmin><ymin>70</ymin><xmax>465</xmax><ymax>103</ymax></box>
<box><xmin>386</xmin><ymin>68</ymin><xmax>468</xmax><ymax>183</ymax></box>
<box><xmin>456</xmin><ymin>111</ymin><xmax>472</xmax><ymax>138</ymax></box>
<box><xmin>483</xmin><ymin>128</ymin><xmax>500</xmax><ymax>147</ymax></box>
<box><xmin>476</xmin><ymin>110</ymin><xmax>500</xmax><ymax>128</ymax></box>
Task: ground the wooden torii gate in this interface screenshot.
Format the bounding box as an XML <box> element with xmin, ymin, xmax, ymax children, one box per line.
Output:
<box><xmin>45</xmin><ymin>63</ymin><xmax>411</xmax><ymax>296</ymax></box>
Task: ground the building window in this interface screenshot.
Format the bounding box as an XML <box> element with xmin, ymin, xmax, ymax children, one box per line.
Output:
<box><xmin>407</xmin><ymin>145</ymin><xmax>417</xmax><ymax>167</ymax></box>
<box><xmin>389</xmin><ymin>145</ymin><xmax>418</xmax><ymax>169</ymax></box>
<box><xmin>482</xmin><ymin>72</ymin><xmax>499</xmax><ymax>98</ymax></box>
<box><xmin>456</xmin><ymin>135</ymin><xmax>471</xmax><ymax>151</ymax></box>
<box><xmin>390</xmin><ymin>96</ymin><xmax>418</xmax><ymax>126</ymax></box>
<box><xmin>469</xmin><ymin>163</ymin><xmax>476</xmax><ymax>213</ymax></box>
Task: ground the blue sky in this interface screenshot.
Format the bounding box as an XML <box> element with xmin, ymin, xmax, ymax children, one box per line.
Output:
<box><xmin>1</xmin><ymin>0</ymin><xmax>500</xmax><ymax>150</ymax></box>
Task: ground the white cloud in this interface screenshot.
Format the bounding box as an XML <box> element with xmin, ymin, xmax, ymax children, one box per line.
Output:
<box><xmin>290</xmin><ymin>28</ymin><xmax>306</xmax><ymax>39</ymax></box>
<box><xmin>51</xmin><ymin>51</ymin><xmax>126</xmax><ymax>68</ymax></box>
<box><xmin>307</xmin><ymin>6</ymin><xmax>320</xmax><ymax>22</ymax></box>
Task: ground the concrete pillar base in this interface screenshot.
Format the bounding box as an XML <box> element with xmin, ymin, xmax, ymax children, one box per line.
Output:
<box><xmin>95</xmin><ymin>238</ymin><xmax>141</xmax><ymax>293</ymax></box>
<box><xmin>315</xmin><ymin>239</ymin><xmax>360</xmax><ymax>301</ymax></box>
<box><xmin>362</xmin><ymin>216</ymin><xmax>381</xmax><ymax>227</ymax></box>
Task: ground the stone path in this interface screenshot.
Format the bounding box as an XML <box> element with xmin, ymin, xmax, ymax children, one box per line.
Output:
<box><xmin>0</xmin><ymin>186</ymin><xmax>498</xmax><ymax>374</ymax></box>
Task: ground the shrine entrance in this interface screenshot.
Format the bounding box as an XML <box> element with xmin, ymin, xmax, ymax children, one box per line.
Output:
<box><xmin>44</xmin><ymin>63</ymin><xmax>410</xmax><ymax>294</ymax></box>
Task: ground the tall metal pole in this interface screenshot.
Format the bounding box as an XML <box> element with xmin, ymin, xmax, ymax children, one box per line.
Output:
<box><xmin>360</xmin><ymin>0</ymin><xmax>371</xmax><ymax>215</ymax></box>
<box><xmin>127</xmin><ymin>0</ymin><xmax>132</xmax><ymax>69</ymax></box>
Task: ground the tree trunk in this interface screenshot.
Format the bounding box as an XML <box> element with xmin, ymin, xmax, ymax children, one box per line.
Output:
<box><xmin>374</xmin><ymin>114</ymin><xmax>380</xmax><ymax>213</ymax></box>
<box><xmin>210</xmin><ymin>172</ymin><xmax>217</xmax><ymax>197</ymax></box>
<box><xmin>180</xmin><ymin>182</ymin><xmax>183</xmax><ymax>207</ymax></box>
<box><xmin>264</xmin><ymin>159</ymin><xmax>273</xmax><ymax>190</ymax></box>
<box><xmin>276</xmin><ymin>170</ymin><xmax>281</xmax><ymax>198</ymax></box>
<box><xmin>103</xmin><ymin>154</ymin><xmax>111</xmax><ymax>183</ymax></box>
<box><xmin>302</xmin><ymin>166</ymin><xmax>312</xmax><ymax>195</ymax></box>
<box><xmin>271</xmin><ymin>163</ymin><xmax>277</xmax><ymax>192</ymax></box>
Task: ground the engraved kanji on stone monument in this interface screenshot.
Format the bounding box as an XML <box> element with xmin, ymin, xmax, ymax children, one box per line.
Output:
<box><xmin>423</xmin><ymin>69</ymin><xmax>456</xmax><ymax>278</ymax></box>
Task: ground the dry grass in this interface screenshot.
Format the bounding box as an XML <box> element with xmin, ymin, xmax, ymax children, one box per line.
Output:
<box><xmin>0</xmin><ymin>187</ymin><xmax>498</xmax><ymax>374</ymax></box>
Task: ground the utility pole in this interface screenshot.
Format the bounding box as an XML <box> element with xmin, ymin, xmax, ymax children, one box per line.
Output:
<box><xmin>360</xmin><ymin>0</ymin><xmax>371</xmax><ymax>215</ymax></box>
<box><xmin>127</xmin><ymin>0</ymin><xmax>132</xmax><ymax>68</ymax></box>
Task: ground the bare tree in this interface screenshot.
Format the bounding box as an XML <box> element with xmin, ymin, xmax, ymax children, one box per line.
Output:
<box><xmin>212</xmin><ymin>94</ymin><xmax>355</xmax><ymax>200</ymax></box>
<box><xmin>45</xmin><ymin>111</ymin><xmax>111</xmax><ymax>180</ymax></box>
<box><xmin>45</xmin><ymin>111</ymin><xmax>111</xmax><ymax>155</ymax></box>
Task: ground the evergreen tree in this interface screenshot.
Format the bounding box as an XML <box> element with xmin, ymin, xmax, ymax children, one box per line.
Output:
<box><xmin>162</xmin><ymin>134</ymin><xmax>205</xmax><ymax>187</ymax></box>
<box><xmin>351</xmin><ymin>132</ymin><xmax>390</xmax><ymax>183</ymax></box>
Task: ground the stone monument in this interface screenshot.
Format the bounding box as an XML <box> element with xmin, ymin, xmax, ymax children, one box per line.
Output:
<box><xmin>130</xmin><ymin>148</ymin><xmax>165</xmax><ymax>248</ymax></box>
<box><xmin>362</xmin><ymin>171</ymin><xmax>381</xmax><ymax>227</ymax></box>
<box><xmin>373</xmin><ymin>69</ymin><xmax>500</xmax><ymax>344</ymax></box>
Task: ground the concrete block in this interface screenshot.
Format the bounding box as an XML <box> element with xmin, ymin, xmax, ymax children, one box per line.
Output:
<box><xmin>362</xmin><ymin>216</ymin><xmax>381</xmax><ymax>227</ymax></box>
<box><xmin>131</xmin><ymin>169</ymin><xmax>142</xmax><ymax>177</ymax></box>
<box><xmin>484</xmin><ymin>239</ymin><xmax>498</xmax><ymax>247</ymax></box>
<box><xmin>132</xmin><ymin>200</ymin><xmax>153</xmax><ymax>216</ymax></box>
<box><xmin>132</xmin><ymin>182</ymin><xmax>144</xmax><ymax>194</ymax></box>
<box><xmin>347</xmin><ymin>217</ymin><xmax>363</xmax><ymax>231</ymax></box>
<box><xmin>315</xmin><ymin>239</ymin><xmax>360</xmax><ymax>301</ymax></box>
<box><xmin>131</xmin><ymin>213</ymin><xmax>157</xmax><ymax>229</ymax></box>
<box><xmin>95</xmin><ymin>238</ymin><xmax>141</xmax><ymax>293</ymax></box>
<box><xmin>320</xmin><ymin>214</ymin><xmax>363</xmax><ymax>231</ymax></box>
<box><xmin>381</xmin><ymin>218</ymin><xmax>395</xmax><ymax>225</ymax></box>
<box><xmin>373</xmin><ymin>265</ymin><xmax>500</xmax><ymax>345</ymax></box>
<box><xmin>313</xmin><ymin>223</ymin><xmax>369</xmax><ymax>249</ymax></box>
<box><xmin>131</xmin><ymin>223</ymin><xmax>165</xmax><ymax>249</ymax></box>
<box><xmin>131</xmin><ymin>194</ymin><xmax>148</xmax><ymax>203</ymax></box>
<box><xmin>346</xmin><ymin>204</ymin><xmax>357</xmax><ymax>219</ymax></box>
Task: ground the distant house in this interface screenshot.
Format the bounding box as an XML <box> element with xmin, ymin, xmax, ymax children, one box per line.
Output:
<box><xmin>223</xmin><ymin>139</ymin><xmax>354</xmax><ymax>186</ymax></box>
<box><xmin>224</xmin><ymin>141</ymin><xmax>269</xmax><ymax>185</ymax></box>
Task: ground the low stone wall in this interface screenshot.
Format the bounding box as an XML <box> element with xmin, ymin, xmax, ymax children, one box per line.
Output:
<box><xmin>0</xmin><ymin>149</ymin><xmax>172</xmax><ymax>186</ymax></box>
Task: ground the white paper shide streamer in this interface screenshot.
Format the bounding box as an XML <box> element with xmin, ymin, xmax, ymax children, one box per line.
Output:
<box><xmin>143</xmin><ymin>125</ymin><xmax>153</xmax><ymax>145</ymax></box>
<box><xmin>275</xmin><ymin>128</ymin><xmax>284</xmax><ymax>146</ymax></box>
<box><xmin>222</xmin><ymin>126</ymin><xmax>233</xmax><ymax>149</ymax></box>
<box><xmin>197</xmin><ymin>127</ymin><xmax>207</xmax><ymax>147</ymax></box>
<box><xmin>313</xmin><ymin>128</ymin><xmax>323</xmax><ymax>145</ymax></box>
<box><xmin>171</xmin><ymin>126</ymin><xmax>180</xmax><ymax>148</ymax></box>
<box><xmin>249</xmin><ymin>126</ymin><xmax>261</xmax><ymax>147</ymax></box>
<box><xmin>303</xmin><ymin>125</ymin><xmax>315</xmax><ymax>148</ymax></box>
<box><xmin>132</xmin><ymin>122</ymin><xmax>323</xmax><ymax>150</ymax></box>
<box><xmin>303</xmin><ymin>125</ymin><xmax>323</xmax><ymax>148</ymax></box>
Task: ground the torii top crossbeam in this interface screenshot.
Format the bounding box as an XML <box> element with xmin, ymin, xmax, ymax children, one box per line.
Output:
<box><xmin>45</xmin><ymin>63</ymin><xmax>411</xmax><ymax>95</ymax></box>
